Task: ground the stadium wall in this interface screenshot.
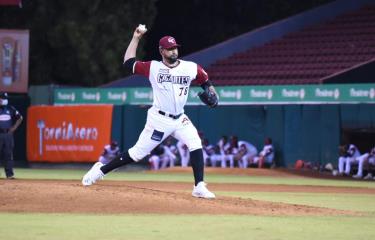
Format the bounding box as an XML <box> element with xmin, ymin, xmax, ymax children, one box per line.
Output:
<box><xmin>117</xmin><ymin>104</ymin><xmax>374</xmax><ymax>168</ymax></box>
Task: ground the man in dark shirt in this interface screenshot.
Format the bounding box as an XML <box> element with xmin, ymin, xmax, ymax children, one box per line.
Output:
<box><xmin>0</xmin><ymin>92</ymin><xmax>23</xmax><ymax>179</ymax></box>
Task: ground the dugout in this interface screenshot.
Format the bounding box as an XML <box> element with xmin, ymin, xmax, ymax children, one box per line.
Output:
<box><xmin>119</xmin><ymin>104</ymin><xmax>375</xmax><ymax>168</ymax></box>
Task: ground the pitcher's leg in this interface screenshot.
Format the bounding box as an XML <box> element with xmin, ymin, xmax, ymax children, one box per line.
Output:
<box><xmin>103</xmin><ymin>124</ymin><xmax>170</xmax><ymax>174</ymax></box>
<box><xmin>83</xmin><ymin>112</ymin><xmax>173</xmax><ymax>186</ymax></box>
<box><xmin>172</xmin><ymin>116</ymin><xmax>203</xmax><ymax>185</ymax></box>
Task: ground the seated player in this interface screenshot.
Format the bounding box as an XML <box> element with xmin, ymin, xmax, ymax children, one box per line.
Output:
<box><xmin>353</xmin><ymin>146</ymin><xmax>375</xmax><ymax>179</ymax></box>
<box><xmin>251</xmin><ymin>138</ymin><xmax>274</xmax><ymax>168</ymax></box>
<box><xmin>337</xmin><ymin>143</ymin><xmax>361</xmax><ymax>176</ymax></box>
<box><xmin>98</xmin><ymin>141</ymin><xmax>120</xmax><ymax>165</ymax></box>
<box><xmin>160</xmin><ymin>137</ymin><xmax>178</xmax><ymax>169</ymax></box>
<box><xmin>235</xmin><ymin>140</ymin><xmax>258</xmax><ymax>168</ymax></box>
<box><xmin>177</xmin><ymin>140</ymin><xmax>190</xmax><ymax>167</ymax></box>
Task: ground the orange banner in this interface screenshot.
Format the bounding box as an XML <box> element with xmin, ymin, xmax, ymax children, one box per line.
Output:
<box><xmin>27</xmin><ymin>105</ymin><xmax>113</xmax><ymax>163</ymax></box>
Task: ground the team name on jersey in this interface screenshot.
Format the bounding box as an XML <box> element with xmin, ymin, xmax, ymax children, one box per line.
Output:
<box><xmin>157</xmin><ymin>73</ymin><xmax>190</xmax><ymax>85</ymax></box>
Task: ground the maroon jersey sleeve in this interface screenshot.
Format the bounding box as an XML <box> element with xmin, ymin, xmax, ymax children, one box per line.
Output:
<box><xmin>195</xmin><ymin>64</ymin><xmax>209</xmax><ymax>85</ymax></box>
<box><xmin>134</xmin><ymin>61</ymin><xmax>151</xmax><ymax>77</ymax></box>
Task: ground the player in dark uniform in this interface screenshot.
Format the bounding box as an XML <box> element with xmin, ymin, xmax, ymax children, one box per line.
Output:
<box><xmin>0</xmin><ymin>92</ymin><xmax>23</xmax><ymax>179</ymax></box>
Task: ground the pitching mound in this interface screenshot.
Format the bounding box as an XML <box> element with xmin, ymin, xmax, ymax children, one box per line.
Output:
<box><xmin>0</xmin><ymin>179</ymin><xmax>364</xmax><ymax>216</ymax></box>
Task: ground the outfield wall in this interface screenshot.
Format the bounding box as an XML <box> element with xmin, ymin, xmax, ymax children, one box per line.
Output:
<box><xmin>23</xmin><ymin>103</ymin><xmax>375</xmax><ymax>167</ymax></box>
<box><xmin>118</xmin><ymin>104</ymin><xmax>374</xmax><ymax>168</ymax></box>
<box><xmin>23</xmin><ymin>85</ymin><xmax>375</xmax><ymax>167</ymax></box>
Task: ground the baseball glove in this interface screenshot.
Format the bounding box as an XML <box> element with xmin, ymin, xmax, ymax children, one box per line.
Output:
<box><xmin>198</xmin><ymin>90</ymin><xmax>218</xmax><ymax>108</ymax></box>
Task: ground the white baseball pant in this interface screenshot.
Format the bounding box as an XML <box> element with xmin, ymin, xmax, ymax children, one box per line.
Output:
<box><xmin>129</xmin><ymin>107</ymin><xmax>202</xmax><ymax>161</ymax></box>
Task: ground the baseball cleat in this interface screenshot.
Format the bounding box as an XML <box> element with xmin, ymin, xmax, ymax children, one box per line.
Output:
<box><xmin>363</xmin><ymin>173</ymin><xmax>373</xmax><ymax>180</ymax></box>
<box><xmin>82</xmin><ymin>162</ymin><xmax>105</xmax><ymax>186</ymax></box>
<box><xmin>352</xmin><ymin>174</ymin><xmax>363</xmax><ymax>179</ymax></box>
<box><xmin>192</xmin><ymin>182</ymin><xmax>215</xmax><ymax>199</ymax></box>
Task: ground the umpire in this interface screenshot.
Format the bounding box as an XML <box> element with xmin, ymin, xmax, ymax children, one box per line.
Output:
<box><xmin>0</xmin><ymin>92</ymin><xmax>23</xmax><ymax>179</ymax></box>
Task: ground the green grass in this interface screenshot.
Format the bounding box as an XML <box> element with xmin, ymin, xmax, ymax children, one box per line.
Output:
<box><xmin>13</xmin><ymin>168</ymin><xmax>375</xmax><ymax>188</ymax></box>
<box><xmin>0</xmin><ymin>213</ymin><xmax>374</xmax><ymax>240</ymax></box>
<box><xmin>2</xmin><ymin>168</ymin><xmax>375</xmax><ymax>240</ymax></box>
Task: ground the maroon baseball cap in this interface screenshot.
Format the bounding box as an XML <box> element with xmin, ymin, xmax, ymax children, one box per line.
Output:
<box><xmin>159</xmin><ymin>36</ymin><xmax>180</xmax><ymax>49</ymax></box>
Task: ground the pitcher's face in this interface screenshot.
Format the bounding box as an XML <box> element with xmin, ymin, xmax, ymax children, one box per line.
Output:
<box><xmin>160</xmin><ymin>47</ymin><xmax>178</xmax><ymax>64</ymax></box>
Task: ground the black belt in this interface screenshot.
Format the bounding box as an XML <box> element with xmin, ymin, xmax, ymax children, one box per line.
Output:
<box><xmin>158</xmin><ymin>110</ymin><xmax>182</xmax><ymax>119</ymax></box>
<box><xmin>0</xmin><ymin>129</ymin><xmax>9</xmax><ymax>134</ymax></box>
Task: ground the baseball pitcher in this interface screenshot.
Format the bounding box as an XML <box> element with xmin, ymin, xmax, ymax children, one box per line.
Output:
<box><xmin>82</xmin><ymin>24</ymin><xmax>218</xmax><ymax>199</ymax></box>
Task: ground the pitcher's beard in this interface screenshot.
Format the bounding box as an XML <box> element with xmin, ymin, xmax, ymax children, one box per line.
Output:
<box><xmin>165</xmin><ymin>55</ymin><xmax>178</xmax><ymax>64</ymax></box>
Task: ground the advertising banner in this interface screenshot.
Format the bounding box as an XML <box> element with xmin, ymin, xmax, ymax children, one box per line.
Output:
<box><xmin>0</xmin><ymin>29</ymin><xmax>29</xmax><ymax>93</ymax></box>
<box><xmin>54</xmin><ymin>84</ymin><xmax>375</xmax><ymax>105</ymax></box>
<box><xmin>27</xmin><ymin>105</ymin><xmax>113</xmax><ymax>162</ymax></box>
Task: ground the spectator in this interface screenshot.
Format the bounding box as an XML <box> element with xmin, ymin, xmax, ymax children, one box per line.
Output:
<box><xmin>0</xmin><ymin>92</ymin><xmax>23</xmax><ymax>179</ymax></box>
<box><xmin>252</xmin><ymin>137</ymin><xmax>274</xmax><ymax>168</ymax></box>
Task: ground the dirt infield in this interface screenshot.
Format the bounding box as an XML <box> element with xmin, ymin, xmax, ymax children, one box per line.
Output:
<box><xmin>1</xmin><ymin>167</ymin><xmax>372</xmax><ymax>216</ymax></box>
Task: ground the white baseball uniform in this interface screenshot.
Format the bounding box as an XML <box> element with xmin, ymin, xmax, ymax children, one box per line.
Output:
<box><xmin>218</xmin><ymin>138</ymin><xmax>229</xmax><ymax>155</ymax></box>
<box><xmin>202</xmin><ymin>143</ymin><xmax>221</xmax><ymax>167</ymax></box>
<box><xmin>177</xmin><ymin>140</ymin><xmax>190</xmax><ymax>167</ymax></box>
<box><xmin>128</xmin><ymin>59</ymin><xmax>208</xmax><ymax>161</ymax></box>
<box><xmin>216</xmin><ymin>138</ymin><xmax>231</xmax><ymax>168</ymax></box>
<box><xmin>253</xmin><ymin>144</ymin><xmax>274</xmax><ymax>165</ymax></box>
<box><xmin>98</xmin><ymin>144</ymin><xmax>120</xmax><ymax>164</ymax></box>
<box><xmin>354</xmin><ymin>147</ymin><xmax>375</xmax><ymax>177</ymax></box>
<box><xmin>148</xmin><ymin>145</ymin><xmax>165</xmax><ymax>170</ymax></box>
<box><xmin>221</xmin><ymin>142</ymin><xmax>238</xmax><ymax>168</ymax></box>
<box><xmin>338</xmin><ymin>144</ymin><xmax>361</xmax><ymax>174</ymax></box>
<box><xmin>160</xmin><ymin>144</ymin><xmax>177</xmax><ymax>168</ymax></box>
<box><xmin>149</xmin><ymin>155</ymin><xmax>161</xmax><ymax>170</ymax></box>
<box><xmin>237</xmin><ymin>140</ymin><xmax>258</xmax><ymax>168</ymax></box>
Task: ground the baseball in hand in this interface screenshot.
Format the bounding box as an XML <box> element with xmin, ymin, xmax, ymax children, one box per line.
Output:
<box><xmin>137</xmin><ymin>24</ymin><xmax>147</xmax><ymax>33</ymax></box>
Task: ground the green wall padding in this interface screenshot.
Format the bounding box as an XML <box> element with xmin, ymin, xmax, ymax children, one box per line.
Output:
<box><xmin>283</xmin><ymin>105</ymin><xmax>303</xmax><ymax>167</ymax></box>
<box><xmin>320</xmin><ymin>105</ymin><xmax>340</xmax><ymax>165</ymax></box>
<box><xmin>357</xmin><ymin>104</ymin><xmax>375</xmax><ymax>128</ymax></box>
<box><xmin>186</xmin><ymin>106</ymin><xmax>266</xmax><ymax>149</ymax></box>
<box><xmin>111</xmin><ymin>105</ymin><xmax>123</xmax><ymax>148</ymax></box>
<box><xmin>121</xmin><ymin>105</ymin><xmax>148</xmax><ymax>151</ymax></box>
<box><xmin>264</xmin><ymin>105</ymin><xmax>284</xmax><ymax>166</ymax></box>
<box><xmin>301</xmin><ymin>105</ymin><xmax>321</xmax><ymax>164</ymax></box>
<box><xmin>340</xmin><ymin>105</ymin><xmax>360</xmax><ymax>128</ymax></box>
<box><xmin>115</xmin><ymin>103</ymin><xmax>372</xmax><ymax>167</ymax></box>
<box><xmin>28</xmin><ymin>85</ymin><xmax>53</xmax><ymax>105</ymax></box>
